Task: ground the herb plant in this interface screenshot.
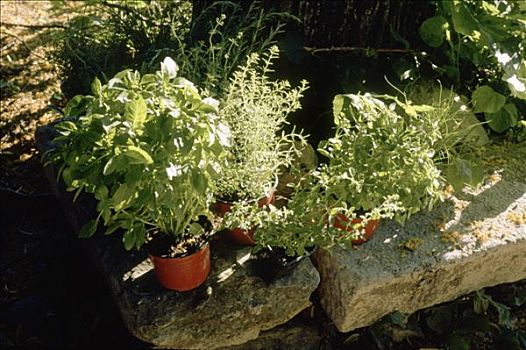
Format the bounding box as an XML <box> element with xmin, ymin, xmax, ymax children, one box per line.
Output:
<box><xmin>224</xmin><ymin>89</ymin><xmax>482</xmax><ymax>256</ymax></box>
<box><xmin>47</xmin><ymin>58</ymin><xmax>230</xmax><ymax>251</ymax></box>
<box><xmin>215</xmin><ymin>46</ymin><xmax>308</xmax><ymax>201</ymax></box>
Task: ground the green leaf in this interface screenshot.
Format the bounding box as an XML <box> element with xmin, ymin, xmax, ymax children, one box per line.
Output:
<box><xmin>445</xmin><ymin>158</ymin><xmax>484</xmax><ymax>192</ymax></box>
<box><xmin>332</xmin><ymin>95</ymin><xmax>345</xmax><ymax>125</ymax></box>
<box><xmin>124</xmin><ymin>96</ymin><xmax>147</xmax><ymax>128</ymax></box>
<box><xmin>64</xmin><ymin>95</ymin><xmax>90</xmax><ymax>117</ymax></box>
<box><xmin>94</xmin><ymin>184</ymin><xmax>108</xmax><ymax>200</ymax></box>
<box><xmin>124</xmin><ymin>146</ymin><xmax>153</xmax><ymax>165</ymax></box>
<box><xmin>79</xmin><ymin>219</ymin><xmax>97</xmax><ymax>238</ymax></box>
<box><xmin>451</xmin><ymin>4</ymin><xmax>478</xmax><ymax>36</ymax></box>
<box><xmin>472</xmin><ymin>86</ymin><xmax>506</xmax><ymax>113</ymax></box>
<box><xmin>112</xmin><ymin>183</ymin><xmax>133</xmax><ymax>210</ymax></box>
<box><xmin>103</xmin><ymin>156</ymin><xmax>118</xmax><ymax>176</ymax></box>
<box><xmin>192</xmin><ymin>172</ymin><xmax>208</xmax><ymax>194</ymax></box>
<box><xmin>420</xmin><ymin>15</ymin><xmax>448</xmax><ymax>47</ymax></box>
<box><xmin>485</xmin><ymin>103</ymin><xmax>518</xmax><ymax>133</ymax></box>
<box><xmin>426</xmin><ymin>306</ymin><xmax>453</xmax><ymax>334</ymax></box>
<box><xmin>122</xmin><ymin>227</ymin><xmax>136</xmax><ymax>251</ymax></box>
<box><xmin>91</xmin><ymin>77</ymin><xmax>102</xmax><ymax>96</ymax></box>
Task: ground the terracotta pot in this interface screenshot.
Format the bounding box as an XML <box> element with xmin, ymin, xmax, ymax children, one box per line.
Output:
<box><xmin>333</xmin><ymin>214</ymin><xmax>379</xmax><ymax>245</ymax></box>
<box><xmin>213</xmin><ymin>192</ymin><xmax>275</xmax><ymax>246</ymax></box>
<box><xmin>149</xmin><ymin>243</ymin><xmax>210</xmax><ymax>292</ymax></box>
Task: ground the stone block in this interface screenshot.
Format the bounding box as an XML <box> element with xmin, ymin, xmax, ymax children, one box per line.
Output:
<box><xmin>36</xmin><ymin>125</ymin><xmax>320</xmax><ymax>349</ymax></box>
<box><xmin>313</xmin><ymin>174</ymin><xmax>526</xmax><ymax>332</ymax></box>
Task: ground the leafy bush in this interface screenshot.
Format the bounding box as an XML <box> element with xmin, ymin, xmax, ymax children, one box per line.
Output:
<box><xmin>46</xmin><ymin>58</ymin><xmax>230</xmax><ymax>250</ymax></box>
<box><xmin>161</xmin><ymin>1</ymin><xmax>293</xmax><ymax>96</ymax></box>
<box><xmin>52</xmin><ymin>1</ymin><xmax>192</xmax><ymax>98</ymax></box>
<box><xmin>419</xmin><ymin>0</ymin><xmax>526</xmax><ymax>133</ymax></box>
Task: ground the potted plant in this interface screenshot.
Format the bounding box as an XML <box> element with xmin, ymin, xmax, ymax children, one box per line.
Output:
<box><xmin>212</xmin><ymin>46</ymin><xmax>308</xmax><ymax>245</ymax></box>
<box><xmin>225</xmin><ymin>89</ymin><xmax>480</xmax><ymax>259</ymax></box>
<box><xmin>45</xmin><ymin>57</ymin><xmax>230</xmax><ymax>291</ymax></box>
<box><xmin>318</xmin><ymin>90</ymin><xmax>482</xmax><ymax>242</ymax></box>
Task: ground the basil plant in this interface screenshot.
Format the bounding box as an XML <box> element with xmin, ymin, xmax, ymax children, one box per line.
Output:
<box><xmin>48</xmin><ymin>57</ymin><xmax>231</xmax><ymax>250</ymax></box>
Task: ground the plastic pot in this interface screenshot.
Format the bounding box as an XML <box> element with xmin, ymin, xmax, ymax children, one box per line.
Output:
<box><xmin>212</xmin><ymin>192</ymin><xmax>275</xmax><ymax>246</ymax></box>
<box><xmin>149</xmin><ymin>243</ymin><xmax>210</xmax><ymax>292</ymax></box>
<box><xmin>333</xmin><ymin>214</ymin><xmax>379</xmax><ymax>245</ymax></box>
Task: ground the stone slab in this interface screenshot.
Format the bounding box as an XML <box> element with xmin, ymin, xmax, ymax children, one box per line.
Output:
<box><xmin>36</xmin><ymin>125</ymin><xmax>320</xmax><ymax>349</ymax></box>
<box><xmin>313</xmin><ymin>169</ymin><xmax>526</xmax><ymax>332</ymax></box>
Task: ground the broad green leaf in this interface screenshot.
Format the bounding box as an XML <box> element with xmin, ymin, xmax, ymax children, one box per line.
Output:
<box><xmin>56</xmin><ymin>120</ymin><xmax>78</xmax><ymax>133</ymax></box>
<box><xmin>91</xmin><ymin>77</ymin><xmax>102</xmax><ymax>96</ymax></box>
<box><xmin>134</xmin><ymin>223</ymin><xmax>146</xmax><ymax>249</ymax></box>
<box><xmin>451</xmin><ymin>4</ymin><xmax>478</xmax><ymax>36</ymax></box>
<box><xmin>64</xmin><ymin>95</ymin><xmax>90</xmax><ymax>117</ymax></box>
<box><xmin>472</xmin><ymin>86</ymin><xmax>506</xmax><ymax>113</ymax></box>
<box><xmin>94</xmin><ymin>184</ymin><xmax>108</xmax><ymax>200</ymax></box>
<box><xmin>122</xmin><ymin>227</ymin><xmax>136</xmax><ymax>251</ymax></box>
<box><xmin>192</xmin><ymin>172</ymin><xmax>207</xmax><ymax>194</ymax></box>
<box><xmin>124</xmin><ymin>146</ymin><xmax>153</xmax><ymax>165</ymax></box>
<box><xmin>420</xmin><ymin>15</ymin><xmax>448</xmax><ymax>47</ymax></box>
<box><xmin>112</xmin><ymin>183</ymin><xmax>133</xmax><ymax>210</ymax></box>
<box><xmin>124</xmin><ymin>96</ymin><xmax>147</xmax><ymax>128</ymax></box>
<box><xmin>79</xmin><ymin>219</ymin><xmax>97</xmax><ymax>238</ymax></box>
<box><xmin>485</xmin><ymin>103</ymin><xmax>518</xmax><ymax>133</ymax></box>
<box><xmin>332</xmin><ymin>95</ymin><xmax>345</xmax><ymax>125</ymax></box>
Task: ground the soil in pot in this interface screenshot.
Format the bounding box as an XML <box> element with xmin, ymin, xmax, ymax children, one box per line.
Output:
<box><xmin>248</xmin><ymin>246</ymin><xmax>317</xmax><ymax>284</ymax></box>
<box><xmin>333</xmin><ymin>213</ymin><xmax>379</xmax><ymax>245</ymax></box>
<box><xmin>146</xmin><ymin>234</ymin><xmax>211</xmax><ymax>292</ymax></box>
<box><xmin>212</xmin><ymin>192</ymin><xmax>275</xmax><ymax>246</ymax></box>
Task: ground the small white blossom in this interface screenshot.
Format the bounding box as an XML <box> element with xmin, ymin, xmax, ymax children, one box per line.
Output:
<box><xmin>161</xmin><ymin>57</ymin><xmax>178</xmax><ymax>79</ymax></box>
<box><xmin>166</xmin><ymin>163</ymin><xmax>182</xmax><ymax>180</ymax></box>
<box><xmin>217</xmin><ymin>122</ymin><xmax>231</xmax><ymax>146</ymax></box>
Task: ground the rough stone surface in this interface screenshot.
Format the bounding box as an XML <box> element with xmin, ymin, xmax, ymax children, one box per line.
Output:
<box><xmin>313</xmin><ymin>166</ymin><xmax>526</xmax><ymax>332</ymax></box>
<box><xmin>218</xmin><ymin>317</ymin><xmax>321</xmax><ymax>350</ymax></box>
<box><xmin>36</xmin><ymin>125</ymin><xmax>320</xmax><ymax>349</ymax></box>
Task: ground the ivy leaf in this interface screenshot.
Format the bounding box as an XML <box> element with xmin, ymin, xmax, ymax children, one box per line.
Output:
<box><xmin>124</xmin><ymin>146</ymin><xmax>154</xmax><ymax>165</ymax></box>
<box><xmin>124</xmin><ymin>96</ymin><xmax>147</xmax><ymax>128</ymax></box>
<box><xmin>79</xmin><ymin>219</ymin><xmax>97</xmax><ymax>238</ymax></box>
<box><xmin>485</xmin><ymin>103</ymin><xmax>518</xmax><ymax>133</ymax></box>
<box><xmin>420</xmin><ymin>15</ymin><xmax>448</xmax><ymax>47</ymax></box>
<box><xmin>472</xmin><ymin>86</ymin><xmax>506</xmax><ymax>113</ymax></box>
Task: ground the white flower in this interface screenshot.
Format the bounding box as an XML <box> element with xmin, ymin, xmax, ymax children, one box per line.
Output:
<box><xmin>166</xmin><ymin>163</ymin><xmax>183</xmax><ymax>180</ymax></box>
<box><xmin>161</xmin><ymin>57</ymin><xmax>178</xmax><ymax>79</ymax></box>
<box><xmin>203</xmin><ymin>97</ymin><xmax>219</xmax><ymax>110</ymax></box>
<box><xmin>217</xmin><ymin>122</ymin><xmax>231</xmax><ymax>146</ymax></box>
<box><xmin>169</xmin><ymin>109</ymin><xmax>181</xmax><ymax>118</ymax></box>
<box><xmin>506</xmin><ymin>75</ymin><xmax>525</xmax><ymax>93</ymax></box>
